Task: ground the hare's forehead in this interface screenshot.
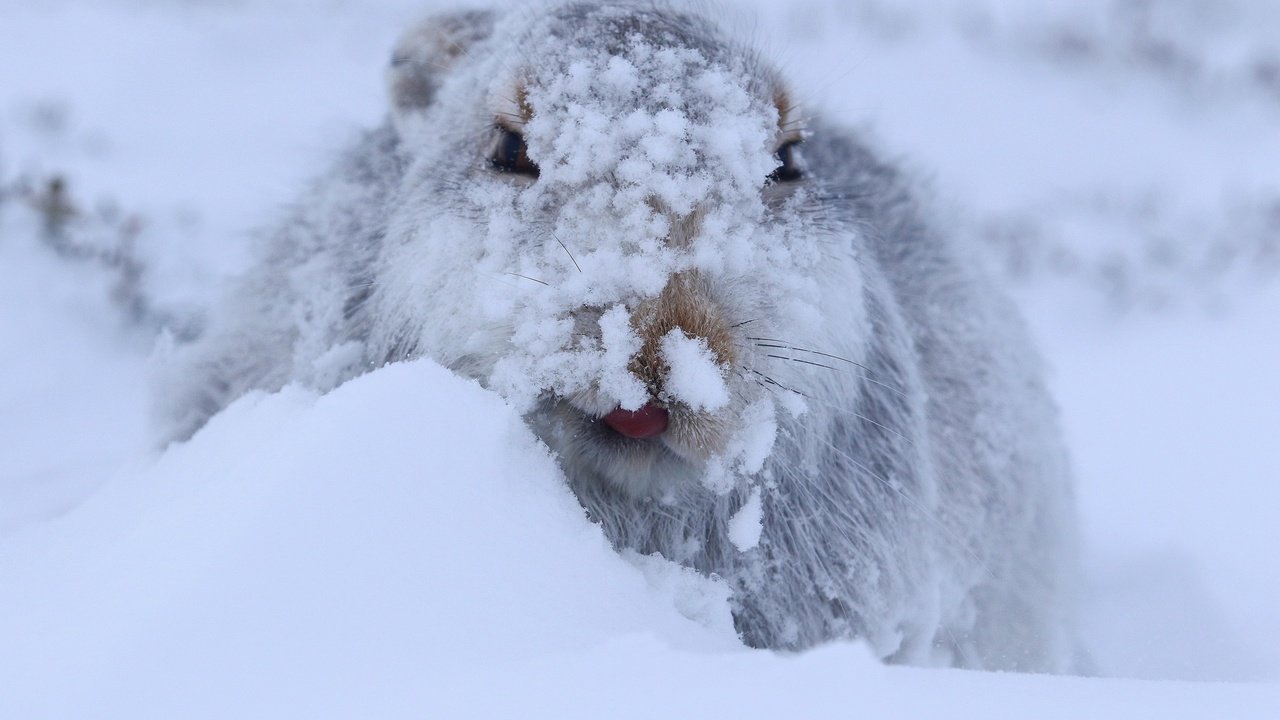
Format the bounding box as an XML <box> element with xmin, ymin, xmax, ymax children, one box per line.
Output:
<box><xmin>486</xmin><ymin>29</ymin><xmax>797</xmax><ymax>142</ymax></box>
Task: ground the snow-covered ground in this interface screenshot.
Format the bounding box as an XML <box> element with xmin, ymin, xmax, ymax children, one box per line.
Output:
<box><xmin>1</xmin><ymin>0</ymin><xmax>1277</xmax><ymax>716</ymax></box>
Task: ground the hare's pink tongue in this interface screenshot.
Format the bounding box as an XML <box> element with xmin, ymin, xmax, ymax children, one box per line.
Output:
<box><xmin>602</xmin><ymin>403</ymin><xmax>669</xmax><ymax>439</ymax></box>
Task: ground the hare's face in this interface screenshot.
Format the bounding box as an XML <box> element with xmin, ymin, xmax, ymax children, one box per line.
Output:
<box><xmin>376</xmin><ymin>3</ymin><xmax>867</xmax><ymax>496</ymax></box>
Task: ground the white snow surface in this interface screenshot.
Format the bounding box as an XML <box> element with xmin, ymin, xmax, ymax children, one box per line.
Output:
<box><xmin>2</xmin><ymin>0</ymin><xmax>1279</xmax><ymax>716</ymax></box>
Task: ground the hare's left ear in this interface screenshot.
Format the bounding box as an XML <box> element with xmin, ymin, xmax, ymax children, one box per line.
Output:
<box><xmin>387</xmin><ymin>10</ymin><xmax>495</xmax><ymax>132</ymax></box>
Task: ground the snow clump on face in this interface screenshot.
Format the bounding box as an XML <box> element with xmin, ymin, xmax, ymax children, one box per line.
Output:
<box><xmin>660</xmin><ymin>329</ymin><xmax>729</xmax><ymax>413</ymax></box>
<box><xmin>481</xmin><ymin>14</ymin><xmax>787</xmax><ymax>412</ymax></box>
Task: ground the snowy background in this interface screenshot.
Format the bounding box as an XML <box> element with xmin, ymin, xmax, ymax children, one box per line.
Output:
<box><xmin>1</xmin><ymin>0</ymin><xmax>1278</xmax><ymax>716</ymax></box>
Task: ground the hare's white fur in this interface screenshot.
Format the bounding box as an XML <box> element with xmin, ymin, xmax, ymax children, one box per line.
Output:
<box><xmin>154</xmin><ymin>1</ymin><xmax>1077</xmax><ymax>671</ymax></box>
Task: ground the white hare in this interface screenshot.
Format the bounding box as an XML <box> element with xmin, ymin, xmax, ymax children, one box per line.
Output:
<box><xmin>154</xmin><ymin>2</ymin><xmax>1078</xmax><ymax>672</ymax></box>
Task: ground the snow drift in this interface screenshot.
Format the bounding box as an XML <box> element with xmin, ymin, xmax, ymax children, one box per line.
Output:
<box><xmin>1</xmin><ymin>359</ymin><xmax>1276</xmax><ymax>717</ymax></box>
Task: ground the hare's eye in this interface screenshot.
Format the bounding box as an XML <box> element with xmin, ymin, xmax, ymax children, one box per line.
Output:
<box><xmin>768</xmin><ymin>139</ymin><xmax>804</xmax><ymax>183</ymax></box>
<box><xmin>490</xmin><ymin>127</ymin><xmax>539</xmax><ymax>178</ymax></box>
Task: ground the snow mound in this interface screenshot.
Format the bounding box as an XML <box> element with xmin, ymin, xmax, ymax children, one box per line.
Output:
<box><xmin>0</xmin><ymin>359</ymin><xmax>741</xmax><ymax>715</ymax></box>
<box><xmin>3</xmin><ymin>358</ymin><xmax>1276</xmax><ymax>717</ymax></box>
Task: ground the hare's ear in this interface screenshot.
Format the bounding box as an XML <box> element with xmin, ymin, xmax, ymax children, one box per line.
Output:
<box><xmin>387</xmin><ymin>10</ymin><xmax>495</xmax><ymax>130</ymax></box>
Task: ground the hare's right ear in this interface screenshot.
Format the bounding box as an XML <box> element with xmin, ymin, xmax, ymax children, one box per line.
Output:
<box><xmin>388</xmin><ymin>10</ymin><xmax>495</xmax><ymax>131</ymax></box>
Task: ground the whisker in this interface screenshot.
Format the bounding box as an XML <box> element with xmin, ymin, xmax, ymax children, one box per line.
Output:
<box><xmin>749</xmin><ymin>337</ymin><xmax>908</xmax><ymax>398</ymax></box>
<box><xmin>765</xmin><ymin>353</ymin><xmax>835</xmax><ymax>371</ymax></box>
<box><xmin>495</xmin><ymin>93</ymin><xmax>531</xmax><ymax>128</ymax></box>
<box><xmin>552</xmin><ymin>232</ymin><xmax>581</xmax><ymax>273</ymax></box>
<box><xmin>505</xmin><ymin>272</ymin><xmax>548</xmax><ymax>286</ymax></box>
<box><xmin>745</xmin><ymin>368</ymin><xmax>913</xmax><ymax>445</ymax></box>
<box><xmin>494</xmin><ymin>110</ymin><xmax>527</xmax><ymax>127</ymax></box>
<box><xmin>942</xmin><ymin>625</ymin><xmax>982</xmax><ymax>670</ymax></box>
<box><xmin>746</xmin><ymin>368</ymin><xmax>804</xmax><ymax>396</ymax></box>
<box><xmin>748</xmin><ymin>337</ymin><xmax>860</xmax><ymax>368</ymax></box>
<box><xmin>840</xmin><ymin>410</ymin><xmax>913</xmax><ymax>445</ymax></box>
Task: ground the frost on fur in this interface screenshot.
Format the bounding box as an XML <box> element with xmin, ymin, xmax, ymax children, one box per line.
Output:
<box><xmin>154</xmin><ymin>1</ymin><xmax>1077</xmax><ymax>673</ymax></box>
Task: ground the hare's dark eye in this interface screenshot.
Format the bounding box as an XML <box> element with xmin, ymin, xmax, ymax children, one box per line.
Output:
<box><xmin>768</xmin><ymin>139</ymin><xmax>804</xmax><ymax>183</ymax></box>
<box><xmin>490</xmin><ymin>127</ymin><xmax>539</xmax><ymax>178</ymax></box>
